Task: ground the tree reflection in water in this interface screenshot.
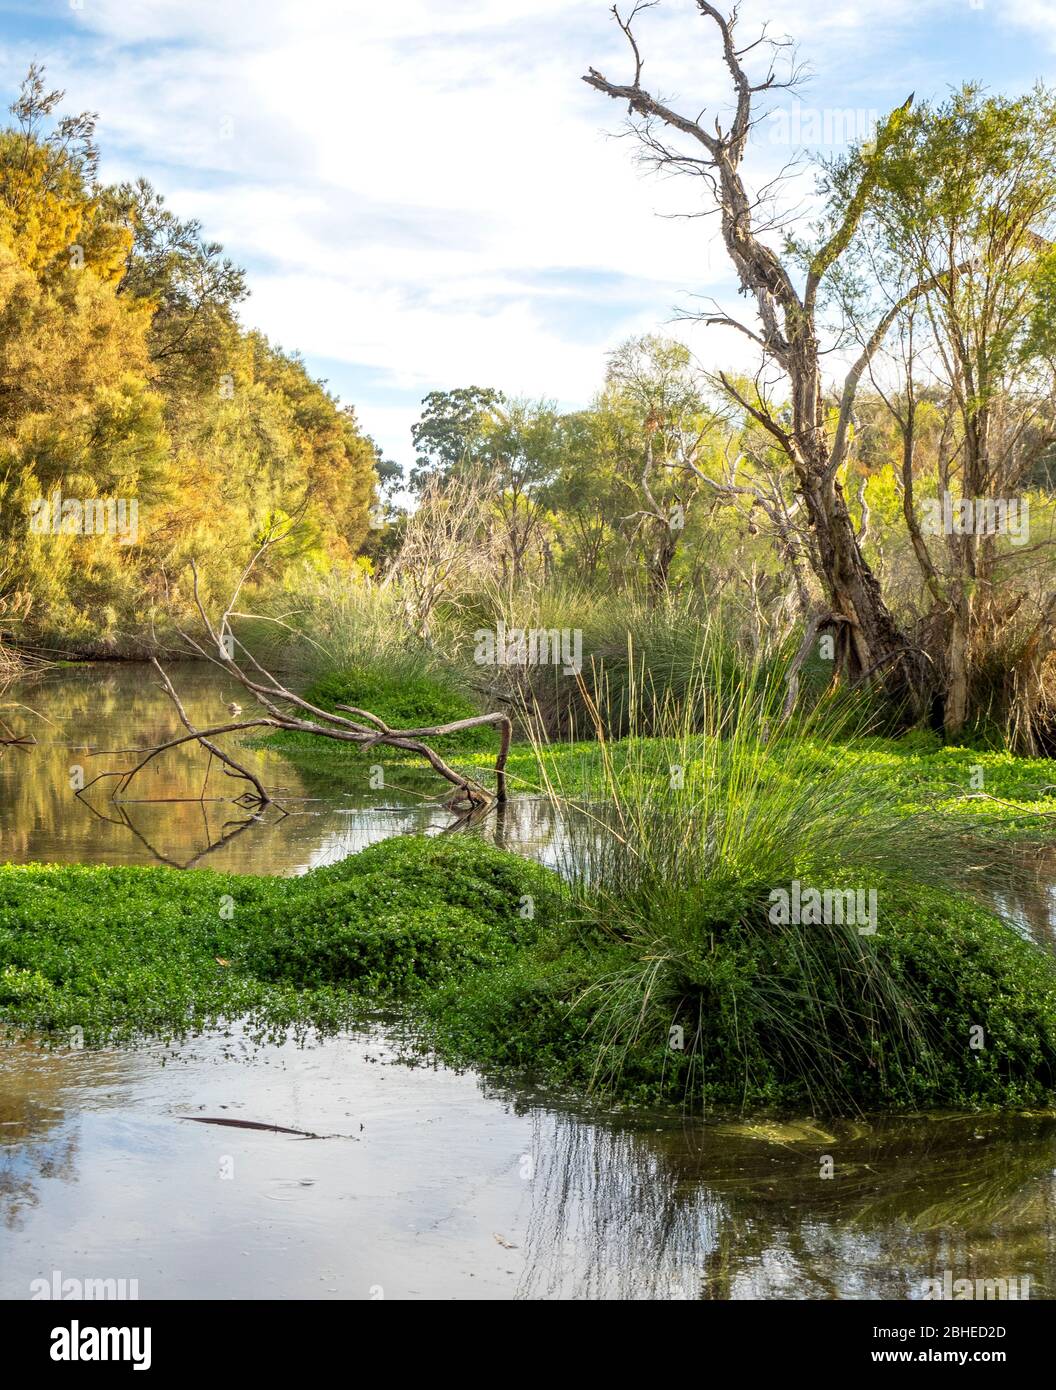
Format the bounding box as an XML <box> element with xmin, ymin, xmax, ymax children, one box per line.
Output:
<box><xmin>513</xmin><ymin>1105</ymin><xmax>1056</xmax><ymax>1299</ymax></box>
<box><xmin>0</xmin><ymin>1041</ymin><xmax>83</xmax><ymax>1231</ymax></box>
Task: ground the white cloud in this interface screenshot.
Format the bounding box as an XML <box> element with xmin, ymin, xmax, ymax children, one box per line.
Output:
<box><xmin>1003</xmin><ymin>0</ymin><xmax>1056</xmax><ymax>49</ymax></box>
<box><xmin>7</xmin><ymin>0</ymin><xmax>1052</xmax><ymax>466</ymax></box>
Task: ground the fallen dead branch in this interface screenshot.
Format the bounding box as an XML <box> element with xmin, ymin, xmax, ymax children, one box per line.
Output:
<box><xmin>89</xmin><ymin>531</ymin><xmax>512</xmax><ymax>822</ymax></box>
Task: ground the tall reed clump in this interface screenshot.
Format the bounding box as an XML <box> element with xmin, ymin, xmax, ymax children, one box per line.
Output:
<box><xmin>239</xmin><ymin>573</ymin><xmax>433</xmax><ymax>686</ymax></box>
<box><xmin>454</xmin><ymin>581</ymin><xmax>789</xmax><ymax>741</ymax></box>
<box><xmin>529</xmin><ymin>636</ymin><xmax>1056</xmax><ymax>1113</ymax></box>
<box><xmin>0</xmin><ymin>586</ymin><xmax>31</xmax><ymax>677</ymax></box>
<box><xmin>970</xmin><ymin>613</ymin><xmax>1056</xmax><ymax>757</ymax></box>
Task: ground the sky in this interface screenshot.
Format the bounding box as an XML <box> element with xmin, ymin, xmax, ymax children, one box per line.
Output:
<box><xmin>0</xmin><ymin>0</ymin><xmax>1053</xmax><ymax>474</ymax></box>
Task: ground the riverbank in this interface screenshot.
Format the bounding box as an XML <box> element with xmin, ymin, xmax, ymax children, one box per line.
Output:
<box><xmin>250</xmin><ymin>664</ymin><xmax>1056</xmax><ymax>842</ymax></box>
<box><xmin>268</xmin><ymin>727</ymin><xmax>1056</xmax><ymax>842</ymax></box>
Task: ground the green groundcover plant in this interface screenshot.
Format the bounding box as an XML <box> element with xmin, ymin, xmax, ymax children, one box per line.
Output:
<box><xmin>3</xmin><ymin>822</ymin><xmax>1056</xmax><ymax>1115</ymax></box>
<box><xmin>0</xmin><ymin>837</ymin><xmax>559</xmax><ymax>1045</ymax></box>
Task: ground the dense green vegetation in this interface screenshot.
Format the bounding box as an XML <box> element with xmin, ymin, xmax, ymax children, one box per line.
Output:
<box><xmin>6</xmin><ymin>656</ymin><xmax>1056</xmax><ymax>1115</ymax></box>
<box><xmin>251</xmin><ymin>654</ymin><xmax>1056</xmax><ymax>1113</ymax></box>
<box><xmin>495</xmin><ymin>736</ymin><xmax>1056</xmax><ymax>838</ymax></box>
<box><xmin>0</xmin><ymin>836</ymin><xmax>559</xmax><ymax>1044</ymax></box>
<box><xmin>266</xmin><ymin>701</ymin><xmax>1056</xmax><ymax>841</ymax></box>
<box><xmin>3</xmin><ymin>823</ymin><xmax>1056</xmax><ymax>1112</ymax></box>
<box><xmin>303</xmin><ymin>669</ymin><xmax>497</xmax><ymax>754</ymax></box>
<box><xmin>420</xmin><ymin>885</ymin><xmax>1056</xmax><ymax>1111</ymax></box>
<box><xmin>0</xmin><ymin>69</ymin><xmax>379</xmax><ymax>658</ymax></box>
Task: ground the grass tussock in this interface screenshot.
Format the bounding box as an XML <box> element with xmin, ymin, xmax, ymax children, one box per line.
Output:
<box><xmin>424</xmin><ymin>643</ymin><xmax>1056</xmax><ymax>1113</ymax></box>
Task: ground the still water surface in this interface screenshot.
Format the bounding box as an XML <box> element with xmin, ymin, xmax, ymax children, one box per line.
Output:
<box><xmin>0</xmin><ymin>662</ymin><xmax>561</xmax><ymax>874</ymax></box>
<box><xmin>4</xmin><ymin>1025</ymin><xmax>1056</xmax><ymax>1300</ymax></box>
<box><xmin>2</xmin><ymin>663</ymin><xmax>1056</xmax><ymax>1299</ymax></box>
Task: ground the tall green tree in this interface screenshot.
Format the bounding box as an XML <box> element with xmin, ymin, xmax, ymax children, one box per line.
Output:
<box><xmin>856</xmin><ymin>85</ymin><xmax>1056</xmax><ymax>737</ymax></box>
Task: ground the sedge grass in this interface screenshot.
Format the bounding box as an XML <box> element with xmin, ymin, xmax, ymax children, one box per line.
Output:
<box><xmin>524</xmin><ymin>630</ymin><xmax>1052</xmax><ymax>1112</ymax></box>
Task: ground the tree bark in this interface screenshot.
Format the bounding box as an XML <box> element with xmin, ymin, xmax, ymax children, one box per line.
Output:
<box><xmin>586</xmin><ymin>2</ymin><xmax>930</xmax><ymax>711</ymax></box>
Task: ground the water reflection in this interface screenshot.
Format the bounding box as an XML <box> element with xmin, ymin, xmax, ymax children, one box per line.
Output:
<box><xmin>0</xmin><ymin>1042</ymin><xmax>102</xmax><ymax>1230</ymax></box>
<box><xmin>996</xmin><ymin>847</ymin><xmax>1056</xmax><ymax>950</ymax></box>
<box><xmin>2</xmin><ymin>1027</ymin><xmax>1055</xmax><ymax>1299</ymax></box>
<box><xmin>518</xmin><ymin>1109</ymin><xmax>1056</xmax><ymax>1299</ymax></box>
<box><xmin>0</xmin><ymin>664</ymin><xmax>571</xmax><ymax>876</ymax></box>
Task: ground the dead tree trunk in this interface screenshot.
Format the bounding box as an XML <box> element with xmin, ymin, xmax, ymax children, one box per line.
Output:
<box><xmin>585</xmin><ymin>2</ymin><xmax>937</xmax><ymax>709</ymax></box>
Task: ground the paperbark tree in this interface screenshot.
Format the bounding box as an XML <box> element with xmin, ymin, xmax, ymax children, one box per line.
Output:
<box><xmin>584</xmin><ymin>1</ymin><xmax>939</xmax><ymax>704</ymax></box>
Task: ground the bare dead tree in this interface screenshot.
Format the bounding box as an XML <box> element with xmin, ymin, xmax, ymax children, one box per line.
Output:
<box><xmin>583</xmin><ymin>1</ymin><xmax>958</xmax><ymax>709</ymax></box>
<box><xmin>75</xmin><ymin>767</ymin><xmax>267</xmax><ymax>870</ymax></box>
<box><xmin>384</xmin><ymin>470</ymin><xmax>497</xmax><ymax>641</ymax></box>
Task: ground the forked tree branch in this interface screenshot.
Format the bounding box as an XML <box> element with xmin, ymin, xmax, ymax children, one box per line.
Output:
<box><xmin>92</xmin><ymin>546</ymin><xmax>513</xmax><ymax>823</ymax></box>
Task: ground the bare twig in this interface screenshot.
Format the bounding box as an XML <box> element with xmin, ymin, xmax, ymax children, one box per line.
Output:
<box><xmin>96</xmin><ymin>544</ymin><xmax>513</xmax><ymax>822</ymax></box>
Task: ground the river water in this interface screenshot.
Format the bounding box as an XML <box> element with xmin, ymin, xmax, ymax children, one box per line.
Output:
<box><xmin>0</xmin><ymin>662</ymin><xmax>564</xmax><ymax>874</ymax></box>
<box><xmin>2</xmin><ymin>663</ymin><xmax>1056</xmax><ymax>1299</ymax></box>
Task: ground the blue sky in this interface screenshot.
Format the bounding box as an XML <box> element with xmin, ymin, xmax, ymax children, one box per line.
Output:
<box><xmin>0</xmin><ymin>0</ymin><xmax>1053</xmax><ymax>472</ymax></box>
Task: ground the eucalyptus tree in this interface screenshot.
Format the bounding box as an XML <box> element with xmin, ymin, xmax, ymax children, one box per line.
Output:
<box><xmin>409</xmin><ymin>386</ymin><xmax>505</xmax><ymax>494</ymax></box>
<box><xmin>547</xmin><ymin>407</ymin><xmax>626</xmax><ymax>583</ymax></box>
<box><xmin>602</xmin><ymin>334</ymin><xmax>724</xmax><ymax>594</ymax></box>
<box><xmin>410</xmin><ymin>387</ymin><xmax>562</xmax><ymax>586</ymax></box>
<box><xmin>850</xmin><ymin>86</ymin><xmax>1056</xmax><ymax>739</ymax></box>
